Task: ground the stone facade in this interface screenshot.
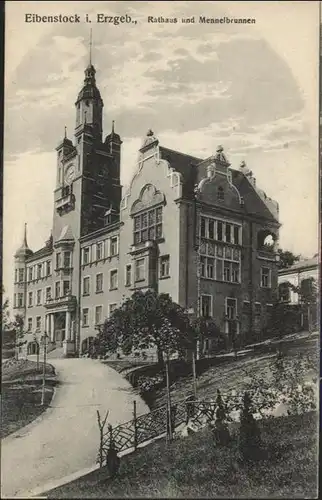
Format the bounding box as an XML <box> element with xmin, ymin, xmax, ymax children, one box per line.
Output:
<box><xmin>13</xmin><ymin>61</ymin><xmax>280</xmax><ymax>357</ymax></box>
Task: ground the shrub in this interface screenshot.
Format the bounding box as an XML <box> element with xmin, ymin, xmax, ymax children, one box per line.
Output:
<box><xmin>239</xmin><ymin>392</ymin><xmax>262</xmax><ymax>462</ymax></box>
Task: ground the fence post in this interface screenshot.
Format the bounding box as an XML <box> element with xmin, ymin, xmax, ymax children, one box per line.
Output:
<box><xmin>133</xmin><ymin>400</ymin><xmax>138</xmax><ymax>451</ymax></box>
<box><xmin>192</xmin><ymin>350</ymin><xmax>197</xmax><ymax>399</ymax></box>
<box><xmin>165</xmin><ymin>355</ymin><xmax>173</xmax><ymax>443</ymax></box>
<box><xmin>97</xmin><ymin>409</ymin><xmax>109</xmax><ymax>468</ymax></box>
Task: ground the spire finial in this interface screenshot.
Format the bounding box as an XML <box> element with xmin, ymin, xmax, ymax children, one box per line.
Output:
<box><xmin>64</xmin><ymin>126</ymin><xmax>67</xmax><ymax>139</ymax></box>
<box><xmin>112</xmin><ymin>120</ymin><xmax>115</xmax><ymax>134</ymax></box>
<box><xmin>23</xmin><ymin>222</ymin><xmax>27</xmax><ymax>246</ymax></box>
<box><xmin>89</xmin><ymin>28</ymin><xmax>93</xmax><ymax>65</ymax></box>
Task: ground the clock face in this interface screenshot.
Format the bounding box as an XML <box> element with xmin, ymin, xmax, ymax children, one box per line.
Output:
<box><xmin>65</xmin><ymin>164</ymin><xmax>75</xmax><ymax>184</ymax></box>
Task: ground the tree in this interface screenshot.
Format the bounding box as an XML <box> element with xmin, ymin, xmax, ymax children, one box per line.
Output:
<box><xmin>277</xmin><ymin>249</ymin><xmax>300</xmax><ymax>269</ymax></box>
<box><xmin>95</xmin><ymin>290</ymin><xmax>194</xmax><ymax>366</ymax></box>
<box><xmin>285</xmin><ymin>277</ymin><xmax>317</xmax><ymax>333</ymax></box>
<box><xmin>190</xmin><ymin>316</ymin><xmax>222</xmax><ymax>358</ymax></box>
<box><xmin>12</xmin><ymin>314</ymin><xmax>27</xmax><ymax>359</ymax></box>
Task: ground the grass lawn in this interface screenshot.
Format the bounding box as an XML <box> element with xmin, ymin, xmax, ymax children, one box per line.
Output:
<box><xmin>46</xmin><ymin>411</ymin><xmax>318</xmax><ymax>498</ymax></box>
<box><xmin>1</xmin><ymin>358</ymin><xmax>57</xmax><ymax>438</ymax></box>
<box><xmin>152</xmin><ymin>333</ymin><xmax>318</xmax><ymax>408</ymax></box>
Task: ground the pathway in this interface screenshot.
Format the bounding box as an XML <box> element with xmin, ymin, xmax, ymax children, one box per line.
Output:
<box><xmin>1</xmin><ymin>358</ymin><xmax>149</xmax><ymax>498</ymax></box>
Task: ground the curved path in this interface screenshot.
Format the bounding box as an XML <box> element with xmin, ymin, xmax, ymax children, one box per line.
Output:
<box><xmin>1</xmin><ymin>358</ymin><xmax>149</xmax><ymax>498</ymax></box>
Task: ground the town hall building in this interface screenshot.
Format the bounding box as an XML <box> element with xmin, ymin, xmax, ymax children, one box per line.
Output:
<box><xmin>13</xmin><ymin>58</ymin><xmax>281</xmax><ymax>358</ymax></box>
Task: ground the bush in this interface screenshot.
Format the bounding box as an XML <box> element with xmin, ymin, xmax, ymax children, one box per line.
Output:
<box><xmin>137</xmin><ymin>374</ymin><xmax>164</xmax><ymax>395</ymax></box>
<box><xmin>239</xmin><ymin>392</ymin><xmax>262</xmax><ymax>462</ymax></box>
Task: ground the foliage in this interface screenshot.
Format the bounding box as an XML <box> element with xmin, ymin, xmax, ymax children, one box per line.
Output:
<box><xmin>240</xmin><ymin>352</ymin><xmax>317</xmax><ymax>418</ymax></box>
<box><xmin>277</xmin><ymin>249</ymin><xmax>300</xmax><ymax>269</ymax></box>
<box><xmin>95</xmin><ymin>291</ymin><xmax>194</xmax><ymax>365</ymax></box>
<box><xmin>2</xmin><ymin>292</ymin><xmax>12</xmax><ymax>332</ymax></box>
<box><xmin>265</xmin><ymin>301</ymin><xmax>302</xmax><ymax>339</ymax></box>
<box><xmin>137</xmin><ymin>374</ymin><xmax>164</xmax><ymax>395</ymax></box>
<box><xmin>239</xmin><ymin>392</ymin><xmax>262</xmax><ymax>462</ymax></box>
<box><xmin>213</xmin><ymin>389</ymin><xmax>230</xmax><ymax>446</ymax></box>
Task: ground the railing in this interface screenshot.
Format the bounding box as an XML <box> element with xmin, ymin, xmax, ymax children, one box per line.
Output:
<box><xmin>97</xmin><ymin>397</ymin><xmax>226</xmax><ymax>467</ymax></box>
<box><xmin>257</xmin><ymin>249</ymin><xmax>277</xmax><ymax>261</ymax></box>
<box><xmin>55</xmin><ymin>194</ymin><xmax>74</xmax><ymax>210</ymax></box>
<box><xmin>45</xmin><ymin>294</ymin><xmax>77</xmax><ymax>308</ymax></box>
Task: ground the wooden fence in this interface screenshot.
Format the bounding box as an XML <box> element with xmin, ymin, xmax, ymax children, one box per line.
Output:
<box><xmin>97</xmin><ymin>395</ymin><xmax>234</xmax><ymax>467</ymax></box>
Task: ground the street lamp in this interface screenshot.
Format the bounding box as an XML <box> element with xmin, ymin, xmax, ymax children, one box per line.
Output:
<box><xmin>40</xmin><ymin>332</ymin><xmax>49</xmax><ymax>406</ymax></box>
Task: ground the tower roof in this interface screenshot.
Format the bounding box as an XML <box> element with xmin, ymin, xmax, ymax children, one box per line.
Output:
<box><xmin>76</xmin><ymin>31</ymin><xmax>102</xmax><ymax>104</ymax></box>
<box><xmin>15</xmin><ymin>223</ymin><xmax>33</xmax><ymax>259</ymax></box>
<box><xmin>105</xmin><ymin>120</ymin><xmax>122</xmax><ymax>144</ymax></box>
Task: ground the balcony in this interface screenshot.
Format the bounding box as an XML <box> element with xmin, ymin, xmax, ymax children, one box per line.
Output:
<box><xmin>54</xmin><ymin>266</ymin><xmax>73</xmax><ymax>278</ymax></box>
<box><xmin>45</xmin><ymin>294</ymin><xmax>77</xmax><ymax>311</ymax></box>
<box><xmin>55</xmin><ymin>186</ymin><xmax>75</xmax><ymax>213</ymax></box>
<box><xmin>257</xmin><ymin>249</ymin><xmax>278</xmax><ymax>262</ymax></box>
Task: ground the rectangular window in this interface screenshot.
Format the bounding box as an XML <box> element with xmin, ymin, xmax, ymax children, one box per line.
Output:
<box><xmin>96</xmin><ymin>242</ymin><xmax>103</xmax><ymax>261</ymax></box>
<box><xmin>27</xmin><ymin>318</ymin><xmax>32</xmax><ymax>331</ymax></box>
<box><xmin>200</xmin><ymin>256</ymin><xmax>206</xmax><ymax>278</ymax></box>
<box><xmin>28</xmin><ymin>267</ymin><xmax>33</xmax><ymax>281</ymax></box>
<box><xmin>83</xmin><ymin>247</ymin><xmax>90</xmax><ymax>265</ymax></box>
<box><xmin>83</xmin><ymin>277</ymin><xmax>90</xmax><ymax>296</ymax></box>
<box><xmin>18</xmin><ymin>293</ymin><xmax>23</xmax><ymax>308</ymax></box>
<box><xmin>46</xmin><ymin>260</ymin><xmax>52</xmax><ymax>276</ymax></box>
<box><xmin>254</xmin><ymin>302</ymin><xmax>262</xmax><ymax>315</ymax></box>
<box><xmin>226</xmin><ymin>298</ymin><xmax>237</xmax><ymax>319</ymax></box>
<box><xmin>28</xmin><ymin>291</ymin><xmax>33</xmax><ymax>307</ymax></box>
<box><xmin>37</xmin><ymin>264</ymin><xmax>42</xmax><ymax>279</ymax></box>
<box><xmin>200</xmin><ymin>217</ymin><xmax>206</xmax><ymax>238</ymax></box>
<box><xmin>63</xmin><ymin>251</ymin><xmax>71</xmax><ymax>268</ymax></box>
<box><xmin>46</xmin><ymin>287</ymin><xmax>52</xmax><ymax>302</ymax></box>
<box><xmin>125</xmin><ymin>265</ymin><xmax>132</xmax><ymax>287</ymax></box>
<box><xmin>278</xmin><ymin>282</ymin><xmax>290</xmax><ymax>303</ymax></box>
<box><xmin>133</xmin><ymin>206</ymin><xmax>163</xmax><ymax>245</ymax></box>
<box><xmin>36</xmin><ymin>289</ymin><xmax>42</xmax><ymax>305</ymax></box>
<box><xmin>110</xmin><ymin>270</ymin><xmax>118</xmax><ymax>290</ymax></box>
<box><xmin>208</xmin><ymin>219</ymin><xmax>215</xmax><ymax>240</ymax></box>
<box><xmin>206</xmin><ymin>257</ymin><xmax>214</xmax><ymax>279</ymax></box>
<box><xmin>110</xmin><ymin>237</ymin><xmax>118</xmax><ymax>257</ymax></box>
<box><xmin>18</xmin><ymin>268</ymin><xmax>24</xmax><ymax>282</ymax></box>
<box><xmin>36</xmin><ymin>316</ymin><xmax>41</xmax><ymax>331</ymax></box>
<box><xmin>223</xmin><ymin>261</ymin><xmax>231</xmax><ymax>282</ymax></box>
<box><xmin>135</xmin><ymin>258</ymin><xmax>145</xmax><ymax>281</ymax></box>
<box><xmin>108</xmin><ymin>303</ymin><xmax>117</xmax><ymax>317</ymax></box>
<box><xmin>15</xmin><ymin>269</ymin><xmax>18</xmax><ymax>283</ymax></box>
<box><xmin>13</xmin><ymin>293</ymin><xmax>17</xmax><ymax>308</ymax></box>
<box><xmin>82</xmin><ymin>308</ymin><xmax>89</xmax><ymax>327</ymax></box>
<box><xmin>225</xmin><ymin>224</ymin><xmax>232</xmax><ymax>243</ymax></box>
<box><xmin>233</xmin><ymin>226</ymin><xmax>240</xmax><ymax>245</ymax></box>
<box><xmin>96</xmin><ymin>273</ymin><xmax>103</xmax><ymax>293</ymax></box>
<box><xmin>63</xmin><ymin>281</ymin><xmax>70</xmax><ymax>296</ymax></box>
<box><xmin>243</xmin><ymin>301</ymin><xmax>251</xmax><ymax>314</ymax></box>
<box><xmin>56</xmin><ymin>252</ymin><xmax>61</xmax><ymax>269</ymax></box>
<box><xmin>160</xmin><ymin>255</ymin><xmax>170</xmax><ymax>278</ymax></box>
<box><xmin>217</xmin><ymin>221</ymin><xmax>223</xmax><ymax>241</ymax></box>
<box><xmin>201</xmin><ymin>295</ymin><xmax>212</xmax><ymax>317</ymax></box>
<box><xmin>55</xmin><ymin>282</ymin><xmax>61</xmax><ymax>299</ymax></box>
<box><xmin>232</xmin><ymin>262</ymin><xmax>239</xmax><ymax>283</ymax></box>
<box><xmin>95</xmin><ymin>305</ymin><xmax>103</xmax><ymax>325</ymax></box>
<box><xmin>261</xmin><ymin>267</ymin><xmax>271</xmax><ymax>288</ymax></box>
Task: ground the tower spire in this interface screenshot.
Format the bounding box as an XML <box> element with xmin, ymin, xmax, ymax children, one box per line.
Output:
<box><xmin>64</xmin><ymin>126</ymin><xmax>67</xmax><ymax>139</ymax></box>
<box><xmin>112</xmin><ymin>120</ymin><xmax>115</xmax><ymax>134</ymax></box>
<box><xmin>89</xmin><ymin>28</ymin><xmax>93</xmax><ymax>65</ymax></box>
<box><xmin>23</xmin><ymin>222</ymin><xmax>27</xmax><ymax>246</ymax></box>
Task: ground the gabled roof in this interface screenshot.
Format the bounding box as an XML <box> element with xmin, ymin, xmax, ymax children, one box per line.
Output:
<box><xmin>278</xmin><ymin>257</ymin><xmax>318</xmax><ymax>275</ymax></box>
<box><xmin>159</xmin><ymin>147</ymin><xmax>202</xmax><ymax>198</ymax></box>
<box><xmin>158</xmin><ymin>145</ymin><xmax>279</xmax><ymax>223</ymax></box>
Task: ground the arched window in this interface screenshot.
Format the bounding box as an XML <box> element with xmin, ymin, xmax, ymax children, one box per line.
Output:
<box><xmin>217</xmin><ymin>186</ymin><xmax>224</xmax><ymax>201</ymax></box>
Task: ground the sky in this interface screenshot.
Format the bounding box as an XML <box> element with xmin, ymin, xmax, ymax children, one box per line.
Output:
<box><xmin>3</xmin><ymin>0</ymin><xmax>319</xmax><ymax>305</ymax></box>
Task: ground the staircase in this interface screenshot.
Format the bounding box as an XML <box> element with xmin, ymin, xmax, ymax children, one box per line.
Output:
<box><xmin>46</xmin><ymin>346</ymin><xmax>65</xmax><ymax>359</ymax></box>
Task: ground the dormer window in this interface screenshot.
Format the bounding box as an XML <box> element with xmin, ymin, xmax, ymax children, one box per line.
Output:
<box><xmin>217</xmin><ymin>186</ymin><xmax>224</xmax><ymax>201</ymax></box>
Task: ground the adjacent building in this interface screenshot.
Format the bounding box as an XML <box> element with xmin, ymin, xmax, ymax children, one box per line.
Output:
<box><xmin>13</xmin><ymin>58</ymin><xmax>280</xmax><ymax>357</ymax></box>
